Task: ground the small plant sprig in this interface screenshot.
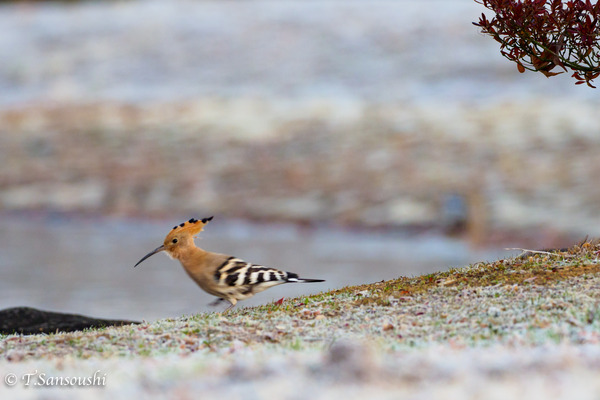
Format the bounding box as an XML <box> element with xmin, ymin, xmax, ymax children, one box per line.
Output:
<box><xmin>474</xmin><ymin>0</ymin><xmax>600</xmax><ymax>87</ymax></box>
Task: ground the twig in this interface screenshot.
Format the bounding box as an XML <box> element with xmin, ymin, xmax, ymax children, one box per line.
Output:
<box><xmin>506</xmin><ymin>248</ymin><xmax>575</xmax><ymax>258</ymax></box>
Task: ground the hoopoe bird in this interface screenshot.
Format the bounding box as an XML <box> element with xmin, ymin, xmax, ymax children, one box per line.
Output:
<box><xmin>134</xmin><ymin>217</ymin><xmax>325</xmax><ymax>312</ymax></box>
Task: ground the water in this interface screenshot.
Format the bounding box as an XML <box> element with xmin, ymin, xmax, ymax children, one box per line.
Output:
<box><xmin>0</xmin><ymin>213</ymin><xmax>510</xmax><ymax>321</ymax></box>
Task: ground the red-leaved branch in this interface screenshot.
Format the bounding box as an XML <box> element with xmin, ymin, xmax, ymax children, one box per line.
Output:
<box><xmin>474</xmin><ymin>0</ymin><xmax>600</xmax><ymax>87</ymax></box>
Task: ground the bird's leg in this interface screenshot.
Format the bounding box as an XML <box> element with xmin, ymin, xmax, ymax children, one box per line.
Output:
<box><xmin>221</xmin><ymin>299</ymin><xmax>237</xmax><ymax>314</ymax></box>
<box><xmin>208</xmin><ymin>298</ymin><xmax>226</xmax><ymax>307</ymax></box>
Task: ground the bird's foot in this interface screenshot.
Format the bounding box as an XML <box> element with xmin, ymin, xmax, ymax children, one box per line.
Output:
<box><xmin>221</xmin><ymin>303</ymin><xmax>236</xmax><ymax>314</ymax></box>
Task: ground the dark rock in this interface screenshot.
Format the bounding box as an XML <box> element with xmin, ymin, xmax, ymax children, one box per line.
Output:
<box><xmin>0</xmin><ymin>307</ymin><xmax>139</xmax><ymax>335</ymax></box>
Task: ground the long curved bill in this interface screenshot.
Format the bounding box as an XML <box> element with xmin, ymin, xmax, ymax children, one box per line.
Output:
<box><xmin>134</xmin><ymin>245</ymin><xmax>165</xmax><ymax>267</ymax></box>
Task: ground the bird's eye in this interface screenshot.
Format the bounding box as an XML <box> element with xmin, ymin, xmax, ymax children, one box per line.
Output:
<box><xmin>172</xmin><ymin>238</ymin><xmax>178</xmax><ymax>244</ymax></box>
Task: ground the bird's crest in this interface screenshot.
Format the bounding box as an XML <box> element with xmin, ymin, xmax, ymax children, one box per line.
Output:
<box><xmin>169</xmin><ymin>216</ymin><xmax>213</xmax><ymax>237</ymax></box>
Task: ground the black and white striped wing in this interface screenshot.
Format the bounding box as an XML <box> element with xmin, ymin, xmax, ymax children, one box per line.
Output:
<box><xmin>214</xmin><ymin>257</ymin><xmax>289</xmax><ymax>294</ymax></box>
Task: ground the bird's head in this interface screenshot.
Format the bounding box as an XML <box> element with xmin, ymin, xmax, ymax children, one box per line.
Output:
<box><xmin>134</xmin><ymin>216</ymin><xmax>213</xmax><ymax>267</ymax></box>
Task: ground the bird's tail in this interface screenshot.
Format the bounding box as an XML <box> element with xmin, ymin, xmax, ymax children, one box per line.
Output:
<box><xmin>286</xmin><ymin>272</ymin><xmax>325</xmax><ymax>283</ymax></box>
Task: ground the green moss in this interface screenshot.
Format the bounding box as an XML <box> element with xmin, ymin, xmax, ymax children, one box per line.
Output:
<box><xmin>319</xmin><ymin>242</ymin><xmax>600</xmax><ymax>306</ymax></box>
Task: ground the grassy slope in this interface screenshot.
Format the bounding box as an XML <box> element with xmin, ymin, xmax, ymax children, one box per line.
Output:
<box><xmin>1</xmin><ymin>243</ymin><xmax>599</xmax><ymax>361</ymax></box>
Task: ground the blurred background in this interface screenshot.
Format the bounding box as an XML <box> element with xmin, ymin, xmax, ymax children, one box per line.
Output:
<box><xmin>1</xmin><ymin>0</ymin><xmax>599</xmax><ymax>320</ymax></box>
